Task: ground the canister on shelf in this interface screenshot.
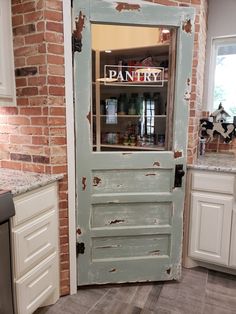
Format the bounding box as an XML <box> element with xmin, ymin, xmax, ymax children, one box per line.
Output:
<box><xmin>198</xmin><ymin>137</ymin><xmax>206</xmax><ymax>156</ymax></box>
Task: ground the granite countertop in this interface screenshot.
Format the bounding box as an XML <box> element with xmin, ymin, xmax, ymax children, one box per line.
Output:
<box><xmin>188</xmin><ymin>153</ymin><xmax>236</xmax><ymax>173</ymax></box>
<box><xmin>0</xmin><ymin>168</ymin><xmax>63</xmax><ymax>196</ymax></box>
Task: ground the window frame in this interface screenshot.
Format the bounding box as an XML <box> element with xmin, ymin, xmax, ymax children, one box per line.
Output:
<box><xmin>208</xmin><ymin>36</ymin><xmax>236</xmax><ymax>114</ymax></box>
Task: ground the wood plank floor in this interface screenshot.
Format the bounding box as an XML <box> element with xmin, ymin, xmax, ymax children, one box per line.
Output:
<box><xmin>35</xmin><ymin>267</ymin><xmax>236</xmax><ymax>314</ymax></box>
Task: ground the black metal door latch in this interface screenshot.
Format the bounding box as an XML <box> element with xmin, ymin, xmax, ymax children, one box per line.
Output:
<box><xmin>174</xmin><ymin>164</ymin><xmax>185</xmax><ymax>187</ymax></box>
<box><xmin>76</xmin><ymin>242</ymin><xmax>85</xmax><ymax>255</ymax></box>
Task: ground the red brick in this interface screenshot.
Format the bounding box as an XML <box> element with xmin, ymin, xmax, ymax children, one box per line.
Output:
<box><xmin>29</xmin><ymin>96</ymin><xmax>47</xmax><ymax>106</ymax></box>
<box><xmin>17</xmin><ymin>87</ymin><xmax>38</xmax><ymax>96</ymax></box>
<box><xmin>0</xmin><ymin>134</ymin><xmax>9</xmax><ymax>144</ymax></box>
<box><xmin>22</xmin><ymin>145</ymin><xmax>44</xmax><ymax>155</ymax></box>
<box><xmin>8</xmin><ymin>116</ymin><xmax>30</xmax><ymax>126</ymax></box>
<box><xmin>48</xmin><ymin>65</ymin><xmax>64</xmax><ymax>76</ymax></box>
<box><xmin>13</xmin><ymin>37</ymin><xmax>25</xmax><ymax>48</ymax></box>
<box><xmin>12</xmin><ymin>15</ymin><xmax>23</xmax><ymax>26</ymax></box>
<box><xmin>24</xmin><ymin>11</ymin><xmax>44</xmax><ymax>23</ymax></box>
<box><xmin>14</xmin><ymin>57</ymin><xmax>26</xmax><ymax>67</ymax></box>
<box><xmin>25</xmin><ymin>33</ymin><xmax>44</xmax><ymax>45</ymax></box>
<box><xmin>49</xmin><ymin>86</ymin><xmax>65</xmax><ymax>96</ymax></box>
<box><xmin>22</xmin><ymin>163</ymin><xmax>45</xmax><ymax>173</ymax></box>
<box><xmin>45</xmin><ymin>0</ymin><xmax>63</xmax><ymax>11</ymax></box>
<box><xmin>13</xmin><ymin>24</ymin><xmax>35</xmax><ymax>36</ymax></box>
<box><xmin>38</xmin><ymin>43</ymin><xmax>46</xmax><ymax>53</ymax></box>
<box><xmin>50</xmin><ymin>137</ymin><xmax>66</xmax><ymax>145</ymax></box>
<box><xmin>49</xmin><ymin>127</ymin><xmax>66</xmax><ymax>136</ymax></box>
<box><xmin>52</xmin><ymin>165</ymin><xmax>67</xmax><ymax>174</ymax></box>
<box><xmin>0</xmin><ymin>107</ymin><xmax>18</xmax><ymax>115</ymax></box>
<box><xmin>46</xmin><ymin>22</ymin><xmax>63</xmax><ymax>33</ymax></box>
<box><xmin>16</xmin><ymin>78</ymin><xmax>27</xmax><ymax>87</ymax></box>
<box><xmin>19</xmin><ymin>107</ymin><xmax>42</xmax><ymax>115</ymax></box>
<box><xmin>36</xmin><ymin>0</ymin><xmax>44</xmax><ymax>10</ymax></box>
<box><xmin>31</xmin><ymin>117</ymin><xmax>48</xmax><ymax>125</ymax></box>
<box><xmin>32</xmin><ymin>136</ymin><xmax>49</xmax><ymax>145</ymax></box>
<box><xmin>20</xmin><ymin>126</ymin><xmax>43</xmax><ymax>135</ymax></box>
<box><xmin>15</xmin><ymin>46</ymin><xmax>38</xmax><ymax>57</ymax></box>
<box><xmin>45</xmin><ymin>32</ymin><xmax>64</xmax><ymax>44</ymax></box>
<box><xmin>47</xmin><ymin>54</ymin><xmax>64</xmax><ymax>65</ymax></box>
<box><xmin>49</xmin><ymin>107</ymin><xmax>66</xmax><ymax>116</ymax></box>
<box><xmin>47</xmin><ymin>43</ymin><xmax>64</xmax><ymax>55</ymax></box>
<box><xmin>10</xmin><ymin>135</ymin><xmax>31</xmax><ymax>144</ymax></box>
<box><xmin>37</xmin><ymin>21</ymin><xmax>45</xmax><ymax>32</ymax></box>
<box><xmin>48</xmin><ymin>116</ymin><xmax>66</xmax><ymax>125</ymax></box>
<box><xmin>12</xmin><ymin>4</ymin><xmax>24</xmax><ymax>14</ymax></box>
<box><xmin>1</xmin><ymin>161</ymin><xmax>22</xmax><ymax>171</ymax></box>
<box><xmin>28</xmin><ymin>76</ymin><xmax>47</xmax><ymax>86</ymax></box>
<box><xmin>33</xmin><ymin>155</ymin><xmax>50</xmax><ymax>164</ymax></box>
<box><xmin>39</xmin><ymin>65</ymin><xmax>47</xmax><ymax>75</ymax></box>
<box><xmin>48</xmin><ymin>76</ymin><xmax>65</xmax><ymax>85</ymax></box>
<box><xmin>27</xmin><ymin>55</ymin><xmax>46</xmax><ymax>65</ymax></box>
<box><xmin>51</xmin><ymin>156</ymin><xmax>67</xmax><ymax>164</ymax></box>
<box><xmin>39</xmin><ymin>85</ymin><xmax>48</xmax><ymax>95</ymax></box>
<box><xmin>44</xmin><ymin>10</ymin><xmax>63</xmax><ymax>22</ymax></box>
<box><xmin>17</xmin><ymin>98</ymin><xmax>29</xmax><ymax>106</ymax></box>
<box><xmin>10</xmin><ymin>153</ymin><xmax>31</xmax><ymax>162</ymax></box>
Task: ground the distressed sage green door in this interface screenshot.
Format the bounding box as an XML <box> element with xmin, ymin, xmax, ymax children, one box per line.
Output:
<box><xmin>73</xmin><ymin>0</ymin><xmax>194</xmax><ymax>285</ymax></box>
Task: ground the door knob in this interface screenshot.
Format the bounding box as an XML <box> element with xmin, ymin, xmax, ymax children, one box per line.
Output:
<box><xmin>174</xmin><ymin>164</ymin><xmax>185</xmax><ymax>187</ymax></box>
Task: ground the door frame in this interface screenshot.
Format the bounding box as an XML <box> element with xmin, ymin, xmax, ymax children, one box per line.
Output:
<box><xmin>63</xmin><ymin>0</ymin><xmax>77</xmax><ymax>295</ymax></box>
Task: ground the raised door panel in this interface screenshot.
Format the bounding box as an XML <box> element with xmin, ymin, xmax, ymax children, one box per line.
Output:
<box><xmin>13</xmin><ymin>184</ymin><xmax>58</xmax><ymax>227</ymax></box>
<box><xmin>229</xmin><ymin>209</ymin><xmax>236</xmax><ymax>268</ymax></box>
<box><xmin>15</xmin><ymin>253</ymin><xmax>58</xmax><ymax>314</ymax></box>
<box><xmin>13</xmin><ymin>209</ymin><xmax>57</xmax><ymax>279</ymax></box>
<box><xmin>192</xmin><ymin>171</ymin><xmax>235</xmax><ymax>195</ymax></box>
<box><xmin>189</xmin><ymin>192</ymin><xmax>233</xmax><ymax>266</ymax></box>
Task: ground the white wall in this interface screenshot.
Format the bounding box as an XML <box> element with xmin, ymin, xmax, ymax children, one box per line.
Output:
<box><xmin>203</xmin><ymin>0</ymin><xmax>236</xmax><ymax>110</ymax></box>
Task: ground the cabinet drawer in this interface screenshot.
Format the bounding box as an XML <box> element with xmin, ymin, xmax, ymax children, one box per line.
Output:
<box><xmin>192</xmin><ymin>171</ymin><xmax>235</xmax><ymax>194</ymax></box>
<box><xmin>15</xmin><ymin>253</ymin><xmax>58</xmax><ymax>314</ymax></box>
<box><xmin>13</xmin><ymin>183</ymin><xmax>57</xmax><ymax>226</ymax></box>
<box><xmin>13</xmin><ymin>209</ymin><xmax>57</xmax><ymax>279</ymax></box>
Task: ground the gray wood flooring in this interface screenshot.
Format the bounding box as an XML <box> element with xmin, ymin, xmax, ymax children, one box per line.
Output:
<box><xmin>35</xmin><ymin>267</ymin><xmax>236</xmax><ymax>314</ymax></box>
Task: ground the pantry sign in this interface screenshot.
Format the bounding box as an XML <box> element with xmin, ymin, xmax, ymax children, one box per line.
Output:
<box><xmin>101</xmin><ymin>65</ymin><xmax>165</xmax><ymax>87</ymax></box>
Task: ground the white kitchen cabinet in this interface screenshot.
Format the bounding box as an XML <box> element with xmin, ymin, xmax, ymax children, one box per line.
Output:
<box><xmin>11</xmin><ymin>183</ymin><xmax>60</xmax><ymax>314</ymax></box>
<box><xmin>0</xmin><ymin>0</ymin><xmax>16</xmax><ymax>106</ymax></box>
<box><xmin>189</xmin><ymin>191</ymin><xmax>233</xmax><ymax>266</ymax></box>
<box><xmin>229</xmin><ymin>209</ymin><xmax>236</xmax><ymax>268</ymax></box>
<box><xmin>185</xmin><ymin>170</ymin><xmax>236</xmax><ymax>272</ymax></box>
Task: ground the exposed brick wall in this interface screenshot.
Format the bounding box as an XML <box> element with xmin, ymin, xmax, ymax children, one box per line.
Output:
<box><xmin>0</xmin><ymin>0</ymin><xmax>208</xmax><ymax>296</ymax></box>
<box><xmin>0</xmin><ymin>0</ymin><xmax>69</xmax><ymax>296</ymax></box>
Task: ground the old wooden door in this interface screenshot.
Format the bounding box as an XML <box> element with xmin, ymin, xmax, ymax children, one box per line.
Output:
<box><xmin>73</xmin><ymin>0</ymin><xmax>194</xmax><ymax>285</ymax></box>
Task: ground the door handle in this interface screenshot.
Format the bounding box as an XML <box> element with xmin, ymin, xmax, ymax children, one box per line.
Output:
<box><xmin>174</xmin><ymin>164</ymin><xmax>185</xmax><ymax>187</ymax></box>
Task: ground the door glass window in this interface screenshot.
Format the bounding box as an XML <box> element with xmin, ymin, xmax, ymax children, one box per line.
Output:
<box><xmin>91</xmin><ymin>24</ymin><xmax>176</xmax><ymax>151</ymax></box>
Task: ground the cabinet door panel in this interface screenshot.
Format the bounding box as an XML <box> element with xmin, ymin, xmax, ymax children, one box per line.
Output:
<box><xmin>13</xmin><ymin>209</ymin><xmax>57</xmax><ymax>279</ymax></box>
<box><xmin>15</xmin><ymin>253</ymin><xmax>57</xmax><ymax>314</ymax></box>
<box><xmin>189</xmin><ymin>192</ymin><xmax>233</xmax><ymax>266</ymax></box>
<box><xmin>229</xmin><ymin>209</ymin><xmax>236</xmax><ymax>268</ymax></box>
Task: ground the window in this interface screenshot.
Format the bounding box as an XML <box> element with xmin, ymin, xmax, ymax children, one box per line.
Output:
<box><xmin>210</xmin><ymin>37</ymin><xmax>236</xmax><ymax>121</ymax></box>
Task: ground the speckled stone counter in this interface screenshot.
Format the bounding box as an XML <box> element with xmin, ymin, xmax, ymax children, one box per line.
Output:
<box><xmin>0</xmin><ymin>168</ymin><xmax>63</xmax><ymax>196</ymax></box>
<box><xmin>188</xmin><ymin>153</ymin><xmax>236</xmax><ymax>173</ymax></box>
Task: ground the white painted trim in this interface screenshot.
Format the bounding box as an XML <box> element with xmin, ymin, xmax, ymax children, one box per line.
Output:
<box><xmin>63</xmin><ymin>0</ymin><xmax>77</xmax><ymax>295</ymax></box>
<box><xmin>207</xmin><ymin>35</ymin><xmax>236</xmax><ymax>112</ymax></box>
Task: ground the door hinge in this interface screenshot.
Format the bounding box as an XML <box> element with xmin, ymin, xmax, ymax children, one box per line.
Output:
<box><xmin>72</xmin><ymin>33</ymin><xmax>82</xmax><ymax>54</ymax></box>
<box><xmin>76</xmin><ymin>242</ymin><xmax>85</xmax><ymax>255</ymax></box>
<box><xmin>174</xmin><ymin>164</ymin><xmax>185</xmax><ymax>188</ymax></box>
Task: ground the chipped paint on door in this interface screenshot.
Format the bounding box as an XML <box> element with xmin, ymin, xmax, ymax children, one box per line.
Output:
<box><xmin>73</xmin><ymin>0</ymin><xmax>195</xmax><ymax>285</ymax></box>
